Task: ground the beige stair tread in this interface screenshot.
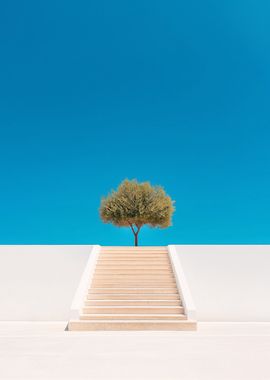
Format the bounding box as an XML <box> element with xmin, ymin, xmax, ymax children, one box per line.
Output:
<box><xmin>102</xmin><ymin>247</ymin><xmax>167</xmax><ymax>250</ymax></box>
<box><xmin>101</xmin><ymin>252</ymin><xmax>168</xmax><ymax>254</ymax></box>
<box><xmin>91</xmin><ymin>285</ymin><xmax>176</xmax><ymax>288</ymax></box>
<box><xmin>99</xmin><ymin>258</ymin><xmax>168</xmax><ymax>261</ymax></box>
<box><xmin>101</xmin><ymin>254</ymin><xmax>169</xmax><ymax>256</ymax></box>
<box><xmin>100</xmin><ymin>252</ymin><xmax>168</xmax><ymax>255</ymax></box>
<box><xmin>83</xmin><ymin>305</ymin><xmax>183</xmax><ymax>309</ymax></box>
<box><xmin>87</xmin><ymin>294</ymin><xmax>180</xmax><ymax>300</ymax></box>
<box><xmin>99</xmin><ymin>256</ymin><xmax>168</xmax><ymax>258</ymax></box>
<box><xmin>96</xmin><ymin>274</ymin><xmax>173</xmax><ymax>277</ymax></box>
<box><xmin>100</xmin><ymin>251</ymin><xmax>168</xmax><ymax>253</ymax></box>
<box><xmin>92</xmin><ymin>284</ymin><xmax>176</xmax><ymax>288</ymax></box>
<box><xmin>68</xmin><ymin>320</ymin><xmax>196</xmax><ymax>331</ymax></box>
<box><xmin>93</xmin><ymin>278</ymin><xmax>175</xmax><ymax>281</ymax></box>
<box><xmin>79</xmin><ymin>313</ymin><xmax>187</xmax><ymax>320</ymax></box>
<box><xmin>95</xmin><ymin>269</ymin><xmax>172</xmax><ymax>272</ymax></box>
<box><xmin>89</xmin><ymin>288</ymin><xmax>178</xmax><ymax>293</ymax></box>
<box><xmin>83</xmin><ymin>306</ymin><xmax>184</xmax><ymax>314</ymax></box>
<box><xmin>98</xmin><ymin>262</ymin><xmax>170</xmax><ymax>264</ymax></box>
<box><xmin>101</xmin><ymin>254</ymin><xmax>168</xmax><ymax>256</ymax></box>
<box><xmin>95</xmin><ymin>271</ymin><xmax>173</xmax><ymax>275</ymax></box>
<box><xmin>99</xmin><ymin>254</ymin><xmax>168</xmax><ymax>256</ymax></box>
<box><xmin>96</xmin><ymin>266</ymin><xmax>172</xmax><ymax>269</ymax></box>
<box><xmin>92</xmin><ymin>280</ymin><xmax>176</xmax><ymax>288</ymax></box>
<box><xmin>98</xmin><ymin>260</ymin><xmax>170</xmax><ymax>263</ymax></box>
<box><xmin>98</xmin><ymin>260</ymin><xmax>169</xmax><ymax>263</ymax></box>
<box><xmin>99</xmin><ymin>255</ymin><xmax>168</xmax><ymax>258</ymax></box>
<box><xmin>98</xmin><ymin>259</ymin><xmax>170</xmax><ymax>261</ymax></box>
<box><xmin>94</xmin><ymin>277</ymin><xmax>174</xmax><ymax>280</ymax></box>
<box><xmin>92</xmin><ymin>280</ymin><xmax>176</xmax><ymax>283</ymax></box>
<box><xmin>101</xmin><ymin>249</ymin><xmax>168</xmax><ymax>251</ymax></box>
<box><xmin>85</xmin><ymin>300</ymin><xmax>181</xmax><ymax>306</ymax></box>
<box><xmin>93</xmin><ymin>275</ymin><xmax>174</xmax><ymax>280</ymax></box>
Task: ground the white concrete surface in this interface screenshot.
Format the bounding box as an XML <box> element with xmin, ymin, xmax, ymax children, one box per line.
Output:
<box><xmin>168</xmin><ymin>245</ymin><xmax>197</xmax><ymax>320</ymax></box>
<box><xmin>1</xmin><ymin>245</ymin><xmax>270</xmax><ymax>322</ymax></box>
<box><xmin>0</xmin><ymin>322</ymin><xmax>269</xmax><ymax>380</ymax></box>
<box><xmin>0</xmin><ymin>245</ymin><xmax>92</xmax><ymax>320</ymax></box>
<box><xmin>70</xmin><ymin>245</ymin><xmax>100</xmax><ymax>319</ymax></box>
<box><xmin>176</xmin><ymin>245</ymin><xmax>270</xmax><ymax>321</ymax></box>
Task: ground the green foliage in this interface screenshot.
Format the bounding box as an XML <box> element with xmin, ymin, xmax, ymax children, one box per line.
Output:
<box><xmin>99</xmin><ymin>179</ymin><xmax>175</xmax><ymax>245</ymax></box>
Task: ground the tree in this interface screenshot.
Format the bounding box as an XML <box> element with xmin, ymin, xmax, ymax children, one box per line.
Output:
<box><xmin>99</xmin><ymin>179</ymin><xmax>175</xmax><ymax>246</ymax></box>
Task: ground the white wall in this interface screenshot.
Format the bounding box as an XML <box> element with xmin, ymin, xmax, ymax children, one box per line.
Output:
<box><xmin>175</xmin><ymin>245</ymin><xmax>270</xmax><ymax>321</ymax></box>
<box><xmin>0</xmin><ymin>245</ymin><xmax>91</xmax><ymax>320</ymax></box>
<box><xmin>0</xmin><ymin>245</ymin><xmax>269</xmax><ymax>321</ymax></box>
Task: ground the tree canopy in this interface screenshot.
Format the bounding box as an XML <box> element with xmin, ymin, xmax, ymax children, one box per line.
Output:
<box><xmin>99</xmin><ymin>179</ymin><xmax>175</xmax><ymax>246</ymax></box>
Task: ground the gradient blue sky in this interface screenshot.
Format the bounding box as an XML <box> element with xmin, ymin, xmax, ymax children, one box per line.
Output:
<box><xmin>0</xmin><ymin>0</ymin><xmax>270</xmax><ymax>245</ymax></box>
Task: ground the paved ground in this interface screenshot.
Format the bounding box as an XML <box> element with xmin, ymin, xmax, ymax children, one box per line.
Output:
<box><xmin>0</xmin><ymin>322</ymin><xmax>269</xmax><ymax>380</ymax></box>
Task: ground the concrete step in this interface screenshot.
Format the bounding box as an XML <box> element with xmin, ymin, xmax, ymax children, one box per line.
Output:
<box><xmin>88</xmin><ymin>288</ymin><xmax>179</xmax><ymax>294</ymax></box>
<box><xmin>100</xmin><ymin>251</ymin><xmax>168</xmax><ymax>256</ymax></box>
<box><xmin>101</xmin><ymin>253</ymin><xmax>168</xmax><ymax>256</ymax></box>
<box><xmin>99</xmin><ymin>257</ymin><xmax>169</xmax><ymax>261</ymax></box>
<box><xmin>99</xmin><ymin>260</ymin><xmax>169</xmax><ymax>262</ymax></box>
<box><xmin>99</xmin><ymin>251</ymin><xmax>169</xmax><ymax>257</ymax></box>
<box><xmin>93</xmin><ymin>276</ymin><xmax>175</xmax><ymax>280</ymax></box>
<box><xmin>87</xmin><ymin>294</ymin><xmax>180</xmax><ymax>300</ymax></box>
<box><xmin>98</xmin><ymin>256</ymin><xmax>170</xmax><ymax>259</ymax></box>
<box><xmin>85</xmin><ymin>300</ymin><xmax>181</xmax><ymax>306</ymax></box>
<box><xmin>101</xmin><ymin>252</ymin><xmax>169</xmax><ymax>254</ymax></box>
<box><xmin>96</xmin><ymin>264</ymin><xmax>172</xmax><ymax>268</ymax></box>
<box><xmin>99</xmin><ymin>254</ymin><xmax>168</xmax><ymax>257</ymax></box>
<box><xmin>101</xmin><ymin>251</ymin><xmax>168</xmax><ymax>254</ymax></box>
<box><xmin>91</xmin><ymin>283</ymin><xmax>176</xmax><ymax>288</ymax></box>
<box><xmin>93</xmin><ymin>274</ymin><xmax>175</xmax><ymax>280</ymax></box>
<box><xmin>93</xmin><ymin>277</ymin><xmax>175</xmax><ymax>281</ymax></box>
<box><xmin>101</xmin><ymin>247</ymin><xmax>167</xmax><ymax>249</ymax></box>
<box><xmin>79</xmin><ymin>313</ymin><xmax>187</xmax><ymax>320</ymax></box>
<box><xmin>82</xmin><ymin>306</ymin><xmax>184</xmax><ymax>314</ymax></box>
<box><xmin>68</xmin><ymin>320</ymin><xmax>196</xmax><ymax>331</ymax></box>
<box><xmin>93</xmin><ymin>277</ymin><xmax>175</xmax><ymax>282</ymax></box>
<box><xmin>101</xmin><ymin>250</ymin><xmax>168</xmax><ymax>252</ymax></box>
<box><xmin>95</xmin><ymin>269</ymin><xmax>172</xmax><ymax>274</ymax></box>
<box><xmin>100</xmin><ymin>254</ymin><xmax>169</xmax><ymax>257</ymax></box>
<box><xmin>94</xmin><ymin>272</ymin><xmax>173</xmax><ymax>275</ymax></box>
<box><xmin>101</xmin><ymin>252</ymin><xmax>168</xmax><ymax>254</ymax></box>
<box><xmin>92</xmin><ymin>279</ymin><xmax>176</xmax><ymax>284</ymax></box>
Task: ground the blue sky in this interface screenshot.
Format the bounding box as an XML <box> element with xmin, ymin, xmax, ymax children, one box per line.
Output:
<box><xmin>0</xmin><ymin>0</ymin><xmax>270</xmax><ymax>245</ymax></box>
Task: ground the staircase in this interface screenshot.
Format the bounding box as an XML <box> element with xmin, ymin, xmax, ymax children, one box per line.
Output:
<box><xmin>68</xmin><ymin>246</ymin><xmax>196</xmax><ymax>331</ymax></box>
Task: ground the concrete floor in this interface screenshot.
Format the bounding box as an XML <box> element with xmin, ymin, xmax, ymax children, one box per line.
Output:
<box><xmin>0</xmin><ymin>322</ymin><xmax>270</xmax><ymax>380</ymax></box>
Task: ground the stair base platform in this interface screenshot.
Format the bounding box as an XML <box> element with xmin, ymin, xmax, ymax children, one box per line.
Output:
<box><xmin>68</xmin><ymin>320</ymin><xmax>197</xmax><ymax>331</ymax></box>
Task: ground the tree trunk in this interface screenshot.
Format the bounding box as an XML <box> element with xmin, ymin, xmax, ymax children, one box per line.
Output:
<box><xmin>129</xmin><ymin>224</ymin><xmax>140</xmax><ymax>246</ymax></box>
<box><xmin>134</xmin><ymin>233</ymin><xmax>138</xmax><ymax>246</ymax></box>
